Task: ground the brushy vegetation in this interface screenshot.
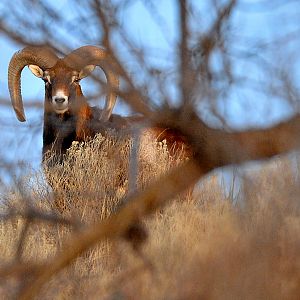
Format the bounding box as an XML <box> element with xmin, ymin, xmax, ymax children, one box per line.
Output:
<box><xmin>1</xmin><ymin>133</ymin><xmax>300</xmax><ymax>299</ymax></box>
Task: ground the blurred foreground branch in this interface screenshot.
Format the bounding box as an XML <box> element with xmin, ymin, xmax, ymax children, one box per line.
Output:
<box><xmin>1</xmin><ymin>0</ymin><xmax>300</xmax><ymax>298</ymax></box>
<box><xmin>18</xmin><ymin>108</ymin><xmax>300</xmax><ymax>299</ymax></box>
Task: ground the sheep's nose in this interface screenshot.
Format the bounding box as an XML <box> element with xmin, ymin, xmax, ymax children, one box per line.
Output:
<box><xmin>55</xmin><ymin>98</ymin><xmax>66</xmax><ymax>104</ymax></box>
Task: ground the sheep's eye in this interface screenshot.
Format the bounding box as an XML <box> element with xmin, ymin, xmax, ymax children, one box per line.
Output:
<box><xmin>72</xmin><ymin>76</ymin><xmax>80</xmax><ymax>83</ymax></box>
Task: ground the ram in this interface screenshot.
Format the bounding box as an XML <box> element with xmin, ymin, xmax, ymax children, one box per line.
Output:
<box><xmin>8</xmin><ymin>45</ymin><xmax>121</xmax><ymax>163</ymax></box>
<box><xmin>8</xmin><ymin>45</ymin><xmax>191</xmax><ymax>163</ymax></box>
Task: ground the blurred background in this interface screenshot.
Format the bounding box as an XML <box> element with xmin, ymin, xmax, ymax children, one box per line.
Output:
<box><xmin>1</xmin><ymin>2</ymin><xmax>300</xmax><ymax>298</ymax></box>
<box><xmin>0</xmin><ymin>0</ymin><xmax>300</xmax><ymax>185</ymax></box>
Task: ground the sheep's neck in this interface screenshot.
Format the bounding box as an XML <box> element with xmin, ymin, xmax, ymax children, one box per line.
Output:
<box><xmin>75</xmin><ymin>103</ymin><xmax>94</xmax><ymax>141</ymax></box>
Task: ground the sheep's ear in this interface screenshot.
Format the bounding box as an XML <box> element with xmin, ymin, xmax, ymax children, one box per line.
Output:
<box><xmin>28</xmin><ymin>65</ymin><xmax>44</xmax><ymax>78</ymax></box>
<box><xmin>79</xmin><ymin>65</ymin><xmax>95</xmax><ymax>79</ymax></box>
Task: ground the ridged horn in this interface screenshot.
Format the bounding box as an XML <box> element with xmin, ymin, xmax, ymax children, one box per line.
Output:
<box><xmin>63</xmin><ymin>45</ymin><xmax>119</xmax><ymax>122</ymax></box>
<box><xmin>8</xmin><ymin>46</ymin><xmax>59</xmax><ymax>122</ymax></box>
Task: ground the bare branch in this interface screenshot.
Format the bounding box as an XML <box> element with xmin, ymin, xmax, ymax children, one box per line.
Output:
<box><xmin>18</xmin><ymin>109</ymin><xmax>300</xmax><ymax>298</ymax></box>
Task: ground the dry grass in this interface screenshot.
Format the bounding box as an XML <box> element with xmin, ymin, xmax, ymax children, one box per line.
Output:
<box><xmin>1</xmin><ymin>133</ymin><xmax>300</xmax><ymax>299</ymax></box>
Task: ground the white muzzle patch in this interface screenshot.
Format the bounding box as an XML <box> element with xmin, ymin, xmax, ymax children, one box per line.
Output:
<box><xmin>52</xmin><ymin>90</ymin><xmax>69</xmax><ymax>114</ymax></box>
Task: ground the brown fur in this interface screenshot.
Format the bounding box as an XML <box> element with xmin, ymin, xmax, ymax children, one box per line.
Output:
<box><xmin>149</xmin><ymin>127</ymin><xmax>192</xmax><ymax>160</ymax></box>
<box><xmin>75</xmin><ymin>103</ymin><xmax>94</xmax><ymax>141</ymax></box>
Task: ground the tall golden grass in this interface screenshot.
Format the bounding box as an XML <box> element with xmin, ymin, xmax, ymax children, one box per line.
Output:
<box><xmin>1</xmin><ymin>133</ymin><xmax>300</xmax><ymax>299</ymax></box>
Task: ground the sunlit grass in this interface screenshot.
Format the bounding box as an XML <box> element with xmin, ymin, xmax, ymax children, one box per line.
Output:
<box><xmin>1</xmin><ymin>133</ymin><xmax>300</xmax><ymax>299</ymax></box>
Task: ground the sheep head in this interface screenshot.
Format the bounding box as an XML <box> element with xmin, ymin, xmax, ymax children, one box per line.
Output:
<box><xmin>8</xmin><ymin>45</ymin><xmax>119</xmax><ymax>122</ymax></box>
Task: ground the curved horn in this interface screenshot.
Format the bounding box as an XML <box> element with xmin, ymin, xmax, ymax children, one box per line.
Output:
<box><xmin>8</xmin><ymin>46</ymin><xmax>59</xmax><ymax>122</ymax></box>
<box><xmin>63</xmin><ymin>46</ymin><xmax>119</xmax><ymax>122</ymax></box>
